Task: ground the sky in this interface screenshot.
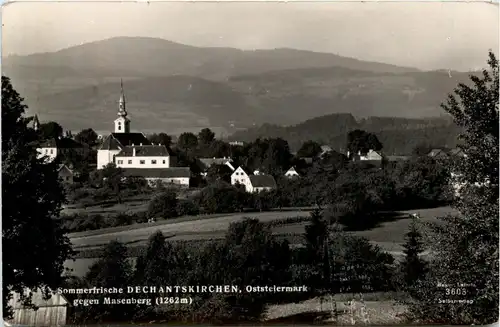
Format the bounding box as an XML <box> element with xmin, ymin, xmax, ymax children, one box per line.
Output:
<box><xmin>1</xmin><ymin>1</ymin><xmax>499</xmax><ymax>71</ymax></box>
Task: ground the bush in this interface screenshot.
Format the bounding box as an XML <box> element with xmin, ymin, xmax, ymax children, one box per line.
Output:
<box><xmin>147</xmin><ymin>190</ymin><xmax>179</xmax><ymax>219</ymax></box>
<box><xmin>176</xmin><ymin>199</ymin><xmax>200</xmax><ymax>216</ymax></box>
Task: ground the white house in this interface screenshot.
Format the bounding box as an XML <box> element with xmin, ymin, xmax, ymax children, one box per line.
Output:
<box><xmin>36</xmin><ymin>138</ymin><xmax>58</xmax><ymax>163</ymax></box>
<box><xmin>115</xmin><ymin>144</ymin><xmax>174</xmax><ymax>168</ymax></box>
<box><xmin>231</xmin><ymin>166</ymin><xmax>277</xmax><ymax>193</ymax></box>
<box><xmin>123</xmin><ymin>167</ymin><xmax>191</xmax><ymax>187</ymax></box>
<box><xmin>360</xmin><ymin>149</ymin><xmax>383</xmax><ymax>161</ymax></box>
<box><xmin>285</xmin><ymin>166</ymin><xmax>300</xmax><ymax>178</ymax></box>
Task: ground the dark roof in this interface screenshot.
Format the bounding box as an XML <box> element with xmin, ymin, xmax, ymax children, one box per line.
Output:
<box><xmin>449</xmin><ymin>148</ymin><xmax>465</xmax><ymax>157</ymax></box>
<box><xmin>386</xmin><ymin>155</ymin><xmax>410</xmax><ymax>162</ymax></box>
<box><xmin>249</xmin><ymin>175</ymin><xmax>277</xmax><ymax>188</ymax></box>
<box><xmin>38</xmin><ymin>137</ymin><xmax>83</xmax><ymax>149</ymax></box>
<box><xmin>116</xmin><ymin>145</ymin><xmax>171</xmax><ymax>157</ymax></box>
<box><xmin>58</xmin><ymin>164</ymin><xmax>74</xmax><ymax>176</ymax></box>
<box><xmin>99</xmin><ymin>133</ymin><xmax>151</xmax><ymax>151</ymax></box>
<box><xmin>122</xmin><ymin>167</ymin><xmax>191</xmax><ymax>178</ymax></box>
<box><xmin>428</xmin><ymin>149</ymin><xmax>449</xmax><ymax>158</ymax></box>
<box><xmin>198</xmin><ymin>158</ymin><xmax>233</xmax><ymax>171</ymax></box>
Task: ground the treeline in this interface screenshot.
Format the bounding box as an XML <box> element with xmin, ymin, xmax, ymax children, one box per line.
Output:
<box><xmin>63</xmin><ymin>212</ymin><xmax>428</xmax><ymax>324</ymax></box>
<box><xmin>227</xmin><ymin>113</ymin><xmax>460</xmax><ymax>154</ymax></box>
<box><xmin>61</xmin><ymin>152</ymin><xmax>451</xmax><ymax>233</ymax></box>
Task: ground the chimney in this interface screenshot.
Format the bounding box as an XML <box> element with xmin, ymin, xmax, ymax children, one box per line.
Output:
<box><xmin>133</xmin><ymin>147</ymin><xmax>136</xmax><ymax>157</ymax></box>
<box><xmin>140</xmin><ymin>143</ymin><xmax>143</xmax><ymax>146</ymax></box>
<box><xmin>132</xmin><ymin>143</ymin><xmax>134</xmax><ymax>146</ymax></box>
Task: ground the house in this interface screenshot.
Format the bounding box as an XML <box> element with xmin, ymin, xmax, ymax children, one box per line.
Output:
<box><xmin>360</xmin><ymin>149</ymin><xmax>383</xmax><ymax>161</ymax></box>
<box><xmin>58</xmin><ymin>164</ymin><xmax>75</xmax><ymax>184</ymax></box>
<box><xmin>231</xmin><ymin>166</ymin><xmax>277</xmax><ymax>193</ymax></box>
<box><xmin>449</xmin><ymin>148</ymin><xmax>466</xmax><ymax>158</ymax></box>
<box><xmin>114</xmin><ymin>144</ymin><xmax>174</xmax><ymax>168</ymax></box>
<box><xmin>229</xmin><ymin>141</ymin><xmax>245</xmax><ymax>146</ymax></box>
<box><xmin>36</xmin><ymin>138</ymin><xmax>58</xmax><ymax>163</ymax></box>
<box><xmin>198</xmin><ymin>157</ymin><xmax>235</xmax><ymax>176</ymax></box>
<box><xmin>428</xmin><ymin>148</ymin><xmax>449</xmax><ymax>160</ymax></box>
<box><xmin>7</xmin><ymin>288</ymin><xmax>69</xmax><ymax>326</ymax></box>
<box><xmin>285</xmin><ymin>166</ymin><xmax>300</xmax><ymax>178</ymax></box>
<box><xmin>97</xmin><ymin>80</ymin><xmax>153</xmax><ymax>169</ymax></box>
<box><xmin>122</xmin><ymin>167</ymin><xmax>191</xmax><ymax>187</ymax></box>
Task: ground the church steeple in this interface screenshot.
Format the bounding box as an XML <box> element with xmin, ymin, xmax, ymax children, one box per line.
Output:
<box><xmin>32</xmin><ymin>114</ymin><xmax>40</xmax><ymax>131</ymax></box>
<box><xmin>114</xmin><ymin>79</ymin><xmax>130</xmax><ymax>133</ymax></box>
<box><xmin>118</xmin><ymin>78</ymin><xmax>127</xmax><ymax>117</ymax></box>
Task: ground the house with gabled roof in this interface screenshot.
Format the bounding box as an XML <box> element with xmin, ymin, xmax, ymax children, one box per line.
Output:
<box><xmin>58</xmin><ymin>164</ymin><xmax>75</xmax><ymax>184</ymax></box>
<box><xmin>231</xmin><ymin>166</ymin><xmax>277</xmax><ymax>193</ymax></box>
<box><xmin>36</xmin><ymin>137</ymin><xmax>85</xmax><ymax>163</ymax></box>
<box><xmin>427</xmin><ymin>148</ymin><xmax>449</xmax><ymax>160</ymax></box>
<box><xmin>284</xmin><ymin>166</ymin><xmax>300</xmax><ymax>178</ymax></box>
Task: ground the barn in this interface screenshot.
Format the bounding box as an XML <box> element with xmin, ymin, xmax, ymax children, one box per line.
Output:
<box><xmin>7</xmin><ymin>289</ymin><xmax>69</xmax><ymax>326</ymax></box>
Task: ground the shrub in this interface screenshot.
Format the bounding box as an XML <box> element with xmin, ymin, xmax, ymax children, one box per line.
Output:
<box><xmin>176</xmin><ymin>199</ymin><xmax>200</xmax><ymax>216</ymax></box>
<box><xmin>147</xmin><ymin>190</ymin><xmax>179</xmax><ymax>219</ymax></box>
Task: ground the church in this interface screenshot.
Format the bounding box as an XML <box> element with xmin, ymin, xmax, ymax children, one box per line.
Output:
<box><xmin>97</xmin><ymin>81</ymin><xmax>191</xmax><ymax>186</ymax></box>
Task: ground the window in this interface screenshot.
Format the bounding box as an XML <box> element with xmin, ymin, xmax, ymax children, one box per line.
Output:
<box><xmin>235</xmin><ymin>172</ymin><xmax>239</xmax><ymax>175</ymax></box>
<box><xmin>140</xmin><ymin>160</ymin><xmax>145</xmax><ymax>164</ymax></box>
<box><xmin>50</xmin><ymin>149</ymin><xmax>54</xmax><ymax>154</ymax></box>
<box><xmin>118</xmin><ymin>125</ymin><xmax>122</xmax><ymax>131</ymax></box>
<box><xmin>152</xmin><ymin>160</ymin><xmax>157</xmax><ymax>164</ymax></box>
<box><xmin>163</xmin><ymin>160</ymin><xmax>166</xmax><ymax>164</ymax></box>
<box><xmin>128</xmin><ymin>160</ymin><xmax>132</xmax><ymax>164</ymax></box>
<box><xmin>241</xmin><ymin>179</ymin><xmax>245</xmax><ymax>183</ymax></box>
<box><xmin>117</xmin><ymin>160</ymin><xmax>123</xmax><ymax>165</ymax></box>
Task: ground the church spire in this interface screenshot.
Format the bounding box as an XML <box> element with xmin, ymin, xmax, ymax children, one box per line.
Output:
<box><xmin>32</xmin><ymin>114</ymin><xmax>40</xmax><ymax>131</ymax></box>
<box><xmin>118</xmin><ymin>78</ymin><xmax>127</xmax><ymax>117</ymax></box>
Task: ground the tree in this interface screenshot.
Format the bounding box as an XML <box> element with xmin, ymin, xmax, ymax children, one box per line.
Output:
<box><xmin>2</xmin><ymin>76</ymin><xmax>73</xmax><ymax>318</ymax></box>
<box><xmin>147</xmin><ymin>189</ymin><xmax>179</xmax><ymax>219</ymax></box>
<box><xmin>297</xmin><ymin>140</ymin><xmax>322</xmax><ymax>158</ymax></box>
<box><xmin>99</xmin><ymin>163</ymin><xmax>125</xmax><ymax>203</ymax></box>
<box><xmin>148</xmin><ymin>132</ymin><xmax>172</xmax><ymax>147</ymax></box>
<box><xmin>75</xmin><ymin>128</ymin><xmax>98</xmax><ymax>147</ymax></box>
<box><xmin>82</xmin><ymin>241</ymin><xmax>134</xmax><ymax>322</ymax></box>
<box><xmin>407</xmin><ymin>52</ymin><xmax>499</xmax><ymax>324</ymax></box>
<box><xmin>206</xmin><ymin>164</ymin><xmax>233</xmax><ymax>184</ymax></box>
<box><xmin>39</xmin><ymin>121</ymin><xmax>64</xmax><ymax>140</ymax></box>
<box><xmin>198</xmin><ymin>128</ymin><xmax>216</xmax><ymax>145</ymax></box>
<box><xmin>346</xmin><ymin>129</ymin><xmax>383</xmax><ymax>156</ymax></box>
<box><xmin>177</xmin><ymin>132</ymin><xmax>198</xmax><ymax>151</ymax></box>
<box><xmin>400</xmin><ymin>218</ymin><xmax>428</xmax><ymax>288</ymax></box>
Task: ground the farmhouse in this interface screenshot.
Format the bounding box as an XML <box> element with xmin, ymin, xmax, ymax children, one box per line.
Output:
<box><xmin>7</xmin><ymin>288</ymin><xmax>69</xmax><ymax>326</ymax></box>
<box><xmin>58</xmin><ymin>164</ymin><xmax>75</xmax><ymax>184</ymax></box>
<box><xmin>427</xmin><ymin>148</ymin><xmax>449</xmax><ymax>160</ymax></box>
<box><xmin>284</xmin><ymin>166</ymin><xmax>300</xmax><ymax>178</ymax></box>
<box><xmin>123</xmin><ymin>167</ymin><xmax>191</xmax><ymax>187</ymax></box>
<box><xmin>359</xmin><ymin>149</ymin><xmax>384</xmax><ymax>161</ymax></box>
<box><xmin>231</xmin><ymin>166</ymin><xmax>277</xmax><ymax>193</ymax></box>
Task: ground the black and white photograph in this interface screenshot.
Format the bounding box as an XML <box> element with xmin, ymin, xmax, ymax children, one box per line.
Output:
<box><xmin>1</xmin><ymin>1</ymin><xmax>499</xmax><ymax>325</ymax></box>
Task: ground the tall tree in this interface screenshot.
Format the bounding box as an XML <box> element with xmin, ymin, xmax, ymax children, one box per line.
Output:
<box><xmin>297</xmin><ymin>140</ymin><xmax>322</xmax><ymax>158</ymax></box>
<box><xmin>198</xmin><ymin>128</ymin><xmax>216</xmax><ymax>145</ymax></box>
<box><xmin>177</xmin><ymin>132</ymin><xmax>199</xmax><ymax>151</ymax></box>
<box><xmin>2</xmin><ymin>76</ymin><xmax>73</xmax><ymax>318</ymax></box>
<box><xmin>407</xmin><ymin>52</ymin><xmax>499</xmax><ymax>324</ymax></box>
<box><xmin>39</xmin><ymin>121</ymin><xmax>64</xmax><ymax>140</ymax></box>
<box><xmin>148</xmin><ymin>132</ymin><xmax>172</xmax><ymax>147</ymax></box>
<box><xmin>400</xmin><ymin>218</ymin><xmax>428</xmax><ymax>288</ymax></box>
<box><xmin>75</xmin><ymin>128</ymin><xmax>98</xmax><ymax>147</ymax></box>
<box><xmin>346</xmin><ymin>129</ymin><xmax>383</xmax><ymax>155</ymax></box>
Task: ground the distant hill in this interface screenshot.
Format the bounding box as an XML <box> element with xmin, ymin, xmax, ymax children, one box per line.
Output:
<box><xmin>1</xmin><ymin>36</ymin><xmax>477</xmax><ymax>133</ymax></box>
<box><xmin>227</xmin><ymin>113</ymin><xmax>461</xmax><ymax>155</ymax></box>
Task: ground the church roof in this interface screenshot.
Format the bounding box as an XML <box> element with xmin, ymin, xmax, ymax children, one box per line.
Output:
<box><xmin>249</xmin><ymin>175</ymin><xmax>277</xmax><ymax>188</ymax></box>
<box><xmin>122</xmin><ymin>167</ymin><xmax>191</xmax><ymax>178</ymax></box>
<box><xmin>99</xmin><ymin>133</ymin><xmax>151</xmax><ymax>151</ymax></box>
<box><xmin>116</xmin><ymin>145</ymin><xmax>171</xmax><ymax>157</ymax></box>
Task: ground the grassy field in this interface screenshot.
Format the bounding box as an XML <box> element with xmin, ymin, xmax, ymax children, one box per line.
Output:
<box><xmin>265</xmin><ymin>295</ymin><xmax>408</xmax><ymax>324</ymax></box>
